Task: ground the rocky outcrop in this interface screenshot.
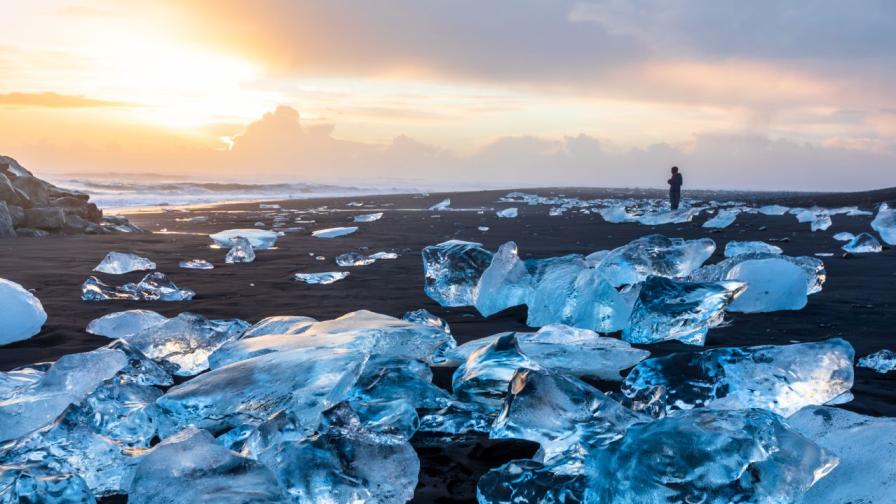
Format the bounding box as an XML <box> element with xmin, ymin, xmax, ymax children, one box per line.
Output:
<box><xmin>0</xmin><ymin>155</ymin><xmax>143</xmax><ymax>238</ymax></box>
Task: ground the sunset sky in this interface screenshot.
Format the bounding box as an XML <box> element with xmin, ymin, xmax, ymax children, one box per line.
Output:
<box><xmin>2</xmin><ymin>1</ymin><xmax>894</xmax><ymax>190</ymax></box>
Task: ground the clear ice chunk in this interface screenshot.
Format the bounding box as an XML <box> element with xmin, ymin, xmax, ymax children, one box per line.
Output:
<box><xmin>637</xmin><ymin>207</ymin><xmax>697</xmax><ymax>225</ymax></box>
<box><xmin>80</xmin><ymin>272</ymin><xmax>195</xmax><ymax>301</ymax></box>
<box><xmin>178</xmin><ymin>258</ymin><xmax>214</xmax><ymax>269</ymax></box>
<box><xmin>496</xmin><ymin>207</ymin><xmax>518</xmax><ymax>218</ymax></box>
<box><xmin>93</xmin><ymin>251</ymin><xmax>156</xmax><ymax>275</ymax></box>
<box><xmin>128</xmin><ymin>428</ymin><xmax>286</xmax><ymax>504</ymax></box>
<box><xmin>293</xmin><ymin>271</ymin><xmax>350</xmax><ymax>284</ymax></box>
<box><xmin>758</xmin><ymin>204</ymin><xmax>789</xmax><ymax>215</ymax></box>
<box><xmin>871</xmin><ymin>203</ymin><xmax>896</xmax><ymax>244</ymax></box>
<box><xmin>85</xmin><ymin>309</ymin><xmax>167</xmax><ymax>339</ymax></box>
<box><xmin>208</xmin><ymin>228</ymin><xmax>278</xmax><ymax>249</ymax></box>
<box><xmin>788</xmin><ymin>405</ymin><xmax>896</xmax><ymax>504</ymax></box>
<box><xmin>242</xmin><ymin>315</ymin><xmax>318</xmax><ymax>338</ymax></box>
<box><xmin>623</xmin><ymin>276</ymin><xmax>746</xmax><ymax>346</ymax></box>
<box><xmin>224</xmin><ymin>236</ymin><xmax>255</xmax><ymax>263</ymax></box>
<box><xmin>335</xmin><ymin>251</ymin><xmax>375</xmax><ymax>266</ymax></box>
<box><xmin>422</xmin><ymin>240</ymin><xmax>493</xmax><ymax>307</ymax></box>
<box><xmin>598</xmin><ymin>205</ymin><xmax>631</xmax><ymax>223</ymax></box>
<box><xmin>832</xmin><ymin>231</ymin><xmax>855</xmax><ymax>242</ymax></box>
<box><xmin>594</xmin><ymin>234</ymin><xmax>716</xmax><ymax>287</ymax></box>
<box><xmin>473</xmin><ymin>241</ymin><xmax>531</xmax><ymax>317</ymax></box>
<box><xmin>401</xmin><ymin>308</ymin><xmax>451</xmax><ymax>335</ymax></box>
<box><xmin>118</xmin><ymin>312</ymin><xmax>249</xmax><ymax>376</ymax></box>
<box><xmin>702</xmin><ymin>209</ymin><xmax>739</xmax><ymax>228</ymax></box>
<box><xmin>428</xmin><ymin>198</ymin><xmax>451</xmax><ymax>210</ymax></box>
<box><xmin>0</xmin><ymin>277</ymin><xmax>47</xmax><ymax>345</ymax></box>
<box><xmin>369</xmin><ymin>251</ymin><xmax>398</xmax><ymax>260</ymax></box>
<box><xmin>311</xmin><ymin>226</ymin><xmax>358</xmax><ymax>238</ymax></box>
<box><xmin>621</xmin><ymin>338</ymin><xmax>854</xmax><ymax>418</ymax></box>
<box><xmin>585</xmin><ymin>408</ymin><xmax>837</xmax><ymax>503</ymax></box>
<box><xmin>452</xmin><ymin>333</ymin><xmax>543</xmax><ymax>410</ymax></box>
<box><xmin>0</xmin><ymin>461</ymin><xmax>96</xmax><ymax>503</ymax></box>
<box><xmin>841</xmin><ymin>232</ymin><xmax>882</xmax><ymax>253</ymax></box>
<box><xmin>723</xmin><ymin>240</ymin><xmax>782</xmax><ymax>257</ymax></box>
<box><xmin>353</xmin><ymin>212</ymin><xmax>383</xmax><ymax>222</ymax></box>
<box><xmin>856</xmin><ymin>349</ymin><xmax>896</xmax><ymax>373</ymax></box>
<box><xmin>103</xmin><ymin>339</ymin><xmax>173</xmax><ymax>386</ymax></box>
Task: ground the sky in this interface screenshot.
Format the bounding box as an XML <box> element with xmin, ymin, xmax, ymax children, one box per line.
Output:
<box><xmin>1</xmin><ymin>0</ymin><xmax>894</xmax><ymax>190</ymax></box>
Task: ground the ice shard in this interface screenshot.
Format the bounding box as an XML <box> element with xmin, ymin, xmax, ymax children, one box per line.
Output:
<box><xmin>594</xmin><ymin>234</ymin><xmax>716</xmax><ymax>287</ymax></box>
<box><xmin>857</xmin><ymin>349</ymin><xmax>896</xmax><ymax>373</ymax></box>
<box><xmin>293</xmin><ymin>271</ymin><xmax>349</xmax><ymax>284</ymax></box>
<box><xmin>353</xmin><ymin>212</ymin><xmax>383</xmax><ymax>222</ymax></box>
<box><xmin>788</xmin><ymin>406</ymin><xmax>896</xmax><ymax>504</ymax></box>
<box><xmin>473</xmin><ymin>241</ymin><xmax>532</xmax><ymax>317</ymax></box>
<box><xmin>311</xmin><ymin>226</ymin><xmax>358</xmax><ymax>238</ymax></box>
<box><xmin>585</xmin><ymin>408</ymin><xmax>837</xmax><ymax>503</ymax></box>
<box><xmin>128</xmin><ymin>428</ymin><xmax>286</xmax><ymax>504</ymax></box>
<box><xmin>80</xmin><ymin>272</ymin><xmax>195</xmax><ymax>301</ymax></box>
<box><xmin>335</xmin><ymin>251</ymin><xmax>375</xmax><ymax>266</ymax></box>
<box><xmin>871</xmin><ymin>203</ymin><xmax>896</xmax><ymax>244</ymax></box>
<box><xmin>452</xmin><ymin>333</ymin><xmax>543</xmax><ymax>410</ymax></box>
<box><xmin>242</xmin><ymin>315</ymin><xmax>317</xmax><ymax>338</ymax></box>
<box><xmin>156</xmin><ymin>348</ymin><xmax>366</xmax><ymax>435</ymax></box>
<box><xmin>224</xmin><ymin>236</ymin><xmax>255</xmax><ymax>263</ymax></box>
<box><xmin>118</xmin><ymin>312</ymin><xmax>248</xmax><ymax>376</ymax></box>
<box><xmin>0</xmin><ymin>461</ymin><xmax>96</xmax><ymax>503</ymax></box>
<box><xmin>702</xmin><ymin>209</ymin><xmax>739</xmax><ymax>228</ymax></box>
<box><xmin>723</xmin><ymin>240</ymin><xmax>782</xmax><ymax>257</ymax></box>
<box><xmin>178</xmin><ymin>258</ymin><xmax>214</xmax><ymax>269</ymax></box>
<box><xmin>93</xmin><ymin>251</ymin><xmax>156</xmax><ymax>275</ymax></box>
<box><xmin>428</xmin><ymin>198</ymin><xmax>451</xmax><ymax>210</ymax></box>
<box><xmin>496</xmin><ymin>207</ymin><xmax>518</xmax><ymax>218</ymax></box>
<box><xmin>623</xmin><ymin>276</ymin><xmax>746</xmax><ymax>346</ymax></box>
<box><xmin>841</xmin><ymin>232</ymin><xmax>882</xmax><ymax>253</ymax></box>
<box><xmin>85</xmin><ymin>309</ymin><xmax>167</xmax><ymax>339</ymax></box>
<box><xmin>0</xmin><ymin>277</ymin><xmax>47</xmax><ymax>345</ymax></box>
<box><xmin>208</xmin><ymin>228</ymin><xmax>278</xmax><ymax>249</ymax></box>
<box><xmin>621</xmin><ymin>338</ymin><xmax>854</xmax><ymax>418</ymax></box>
<box><xmin>422</xmin><ymin>240</ymin><xmax>493</xmax><ymax>307</ymax></box>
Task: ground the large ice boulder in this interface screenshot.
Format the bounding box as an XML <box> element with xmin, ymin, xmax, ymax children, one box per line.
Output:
<box><xmin>594</xmin><ymin>234</ymin><xmax>715</xmax><ymax>287</ymax></box>
<box><xmin>93</xmin><ymin>251</ymin><xmax>156</xmax><ymax>274</ymax></box>
<box><xmin>0</xmin><ymin>278</ymin><xmax>47</xmax><ymax>345</ymax></box>
<box><xmin>422</xmin><ymin>240</ymin><xmax>493</xmax><ymax>307</ymax></box>
<box><xmin>870</xmin><ymin>203</ymin><xmax>896</xmax><ymax>244</ymax></box>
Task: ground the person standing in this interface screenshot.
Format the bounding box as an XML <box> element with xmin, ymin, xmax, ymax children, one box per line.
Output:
<box><xmin>668</xmin><ymin>166</ymin><xmax>683</xmax><ymax>210</ymax></box>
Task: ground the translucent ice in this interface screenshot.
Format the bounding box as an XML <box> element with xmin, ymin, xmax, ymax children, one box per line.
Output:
<box><xmin>599</xmin><ymin>205</ymin><xmax>631</xmax><ymax>223</ymax></box>
<box><xmin>422</xmin><ymin>240</ymin><xmax>493</xmax><ymax>307</ymax></box>
<box><xmin>369</xmin><ymin>251</ymin><xmax>398</xmax><ymax>260</ymax></box>
<box><xmin>128</xmin><ymin>428</ymin><xmax>286</xmax><ymax>504</ymax></box>
<box><xmin>118</xmin><ymin>312</ymin><xmax>248</xmax><ymax>376</ymax></box>
<box><xmin>401</xmin><ymin>308</ymin><xmax>451</xmax><ymax>335</ymax></box>
<box><xmin>841</xmin><ymin>232</ymin><xmax>882</xmax><ymax>253</ymax></box>
<box><xmin>0</xmin><ymin>278</ymin><xmax>46</xmax><ymax>345</ymax></box>
<box><xmin>637</xmin><ymin>207</ymin><xmax>697</xmax><ymax>225</ymax></box>
<box><xmin>178</xmin><ymin>258</ymin><xmax>214</xmax><ymax>269</ymax></box>
<box><xmin>312</xmin><ymin>226</ymin><xmax>358</xmax><ymax>238</ymax></box>
<box><xmin>788</xmin><ymin>406</ymin><xmax>896</xmax><ymax>504</ymax></box>
<box><xmin>93</xmin><ymin>251</ymin><xmax>156</xmax><ymax>275</ymax></box>
<box><xmin>585</xmin><ymin>408</ymin><xmax>836</xmax><ymax>503</ymax></box>
<box><xmin>452</xmin><ymin>333</ymin><xmax>543</xmax><ymax>410</ymax></box>
<box><xmin>293</xmin><ymin>271</ymin><xmax>349</xmax><ymax>284</ymax></box>
<box><xmin>723</xmin><ymin>240</ymin><xmax>782</xmax><ymax>257</ymax></box>
<box><xmin>758</xmin><ymin>204</ymin><xmax>789</xmax><ymax>215</ymax></box>
<box><xmin>477</xmin><ymin>459</ymin><xmax>585</xmax><ymax>504</ymax></box>
<box><xmin>335</xmin><ymin>251</ymin><xmax>375</xmax><ymax>266</ymax></box>
<box><xmin>832</xmin><ymin>231</ymin><xmax>855</xmax><ymax>242</ymax></box>
<box><xmin>103</xmin><ymin>339</ymin><xmax>173</xmax><ymax>386</ymax></box>
<box><xmin>496</xmin><ymin>207</ymin><xmax>518</xmax><ymax>218</ymax></box>
<box><xmin>702</xmin><ymin>209</ymin><xmax>739</xmax><ymax>228</ymax></box>
<box><xmin>621</xmin><ymin>338</ymin><xmax>854</xmax><ymax>418</ymax></box>
<box><xmin>473</xmin><ymin>241</ymin><xmax>531</xmax><ymax>317</ymax></box>
<box><xmin>85</xmin><ymin>309</ymin><xmax>167</xmax><ymax>339</ymax></box>
<box><xmin>157</xmin><ymin>348</ymin><xmax>366</xmax><ymax>434</ymax></box>
<box><xmin>857</xmin><ymin>349</ymin><xmax>896</xmax><ymax>373</ymax></box>
<box><xmin>80</xmin><ymin>272</ymin><xmax>195</xmax><ymax>301</ymax></box>
<box><xmin>208</xmin><ymin>228</ymin><xmax>278</xmax><ymax>249</ymax></box>
<box><xmin>242</xmin><ymin>315</ymin><xmax>317</xmax><ymax>338</ymax></box>
<box><xmin>428</xmin><ymin>198</ymin><xmax>451</xmax><ymax>210</ymax></box>
<box><xmin>353</xmin><ymin>212</ymin><xmax>383</xmax><ymax>222</ymax></box>
<box><xmin>594</xmin><ymin>234</ymin><xmax>716</xmax><ymax>287</ymax></box>
<box><xmin>871</xmin><ymin>203</ymin><xmax>896</xmax><ymax>244</ymax></box>
<box><xmin>224</xmin><ymin>236</ymin><xmax>255</xmax><ymax>263</ymax></box>
<box><xmin>0</xmin><ymin>461</ymin><xmax>96</xmax><ymax>503</ymax></box>
<box><xmin>623</xmin><ymin>276</ymin><xmax>746</xmax><ymax>346</ymax></box>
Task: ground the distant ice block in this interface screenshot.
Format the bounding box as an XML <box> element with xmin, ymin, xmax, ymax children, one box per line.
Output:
<box><xmin>81</xmin><ymin>272</ymin><xmax>195</xmax><ymax>301</ymax></box>
<box><xmin>452</xmin><ymin>333</ymin><xmax>543</xmax><ymax>410</ymax></box>
<box><xmin>93</xmin><ymin>251</ymin><xmax>156</xmax><ymax>274</ymax></box>
<box><xmin>242</xmin><ymin>315</ymin><xmax>317</xmax><ymax>338</ymax></box>
<box><xmin>832</xmin><ymin>231</ymin><xmax>855</xmax><ymax>242</ymax></box>
<box><xmin>293</xmin><ymin>271</ymin><xmax>349</xmax><ymax>284</ymax></box>
<box><xmin>586</xmin><ymin>408</ymin><xmax>837</xmax><ymax>503</ymax></box>
<box><xmin>118</xmin><ymin>312</ymin><xmax>248</xmax><ymax>376</ymax></box>
<box><xmin>871</xmin><ymin>203</ymin><xmax>896</xmax><ymax>244</ymax></box>
<box><xmin>474</xmin><ymin>241</ymin><xmax>531</xmax><ymax>317</ymax></box>
<box><xmin>0</xmin><ymin>278</ymin><xmax>47</xmax><ymax>345</ymax></box>
<box><xmin>128</xmin><ymin>428</ymin><xmax>286</xmax><ymax>504</ymax></box>
<box><xmin>496</xmin><ymin>207</ymin><xmax>518</xmax><ymax>218</ymax></box>
<box><xmin>209</xmin><ymin>228</ymin><xmax>278</xmax><ymax>249</ymax></box>
<box><xmin>422</xmin><ymin>240</ymin><xmax>493</xmax><ymax>307</ymax></box>
<box><xmin>796</xmin><ymin>210</ymin><xmax>833</xmax><ymax>231</ymax></box>
<box><xmin>724</xmin><ymin>240</ymin><xmax>782</xmax><ymax>257</ymax></box>
<box><xmin>857</xmin><ymin>349</ymin><xmax>896</xmax><ymax>373</ymax></box>
<box><xmin>335</xmin><ymin>251</ymin><xmax>375</xmax><ymax>266</ymax></box>
<box><xmin>157</xmin><ymin>348</ymin><xmax>366</xmax><ymax>434</ymax></box>
<box><xmin>621</xmin><ymin>338</ymin><xmax>854</xmax><ymax>418</ymax></box>
<box><xmin>598</xmin><ymin>205</ymin><xmax>631</xmax><ymax>223</ymax></box>
<box><xmin>0</xmin><ymin>461</ymin><xmax>96</xmax><ymax>503</ymax></box>
<box><xmin>353</xmin><ymin>212</ymin><xmax>383</xmax><ymax>222</ymax></box>
<box><xmin>595</xmin><ymin>234</ymin><xmax>716</xmax><ymax>287</ymax></box>
<box><xmin>224</xmin><ymin>236</ymin><xmax>255</xmax><ymax>263</ymax></box>
<box><xmin>548</xmin><ymin>206</ymin><xmax>566</xmax><ymax>216</ymax></box>
<box><xmin>0</xmin><ymin>348</ymin><xmax>127</xmax><ymax>442</ymax></box>
<box><xmin>623</xmin><ymin>276</ymin><xmax>746</xmax><ymax>346</ymax></box>
<box><xmin>758</xmin><ymin>204</ymin><xmax>789</xmax><ymax>215</ymax></box>
<box><xmin>788</xmin><ymin>406</ymin><xmax>896</xmax><ymax>504</ymax></box>
<box><xmin>428</xmin><ymin>198</ymin><xmax>451</xmax><ymax>210</ymax></box>
<box><xmin>179</xmin><ymin>258</ymin><xmax>214</xmax><ymax>269</ymax></box>
<box><xmin>86</xmin><ymin>309</ymin><xmax>167</xmax><ymax>338</ymax></box>
<box><xmin>369</xmin><ymin>251</ymin><xmax>398</xmax><ymax>260</ymax></box>
<box><xmin>702</xmin><ymin>209</ymin><xmax>739</xmax><ymax>228</ymax></box>
<box><xmin>637</xmin><ymin>207</ymin><xmax>697</xmax><ymax>225</ymax></box>
<box><xmin>841</xmin><ymin>232</ymin><xmax>882</xmax><ymax>253</ymax></box>
<box><xmin>311</xmin><ymin>226</ymin><xmax>358</xmax><ymax>238</ymax></box>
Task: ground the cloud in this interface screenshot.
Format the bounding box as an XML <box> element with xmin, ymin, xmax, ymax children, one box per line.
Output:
<box><xmin>0</xmin><ymin>92</ymin><xmax>132</xmax><ymax>108</ymax></box>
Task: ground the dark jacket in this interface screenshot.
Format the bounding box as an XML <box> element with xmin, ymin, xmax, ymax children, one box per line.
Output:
<box><xmin>668</xmin><ymin>173</ymin><xmax>683</xmax><ymax>192</ymax></box>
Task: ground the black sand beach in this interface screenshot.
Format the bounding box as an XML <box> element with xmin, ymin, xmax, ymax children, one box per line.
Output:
<box><xmin>1</xmin><ymin>187</ymin><xmax>895</xmax><ymax>502</ymax></box>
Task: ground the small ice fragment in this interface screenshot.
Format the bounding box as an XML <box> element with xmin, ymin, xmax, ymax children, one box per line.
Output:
<box><xmin>80</xmin><ymin>272</ymin><xmax>195</xmax><ymax>301</ymax></box>
<box><xmin>758</xmin><ymin>204</ymin><xmax>789</xmax><ymax>215</ymax></box>
<box><xmin>496</xmin><ymin>207</ymin><xmax>518</xmax><ymax>218</ymax></box>
<box><xmin>599</xmin><ymin>205</ymin><xmax>631</xmax><ymax>223</ymax></box>
<box><xmin>312</xmin><ymin>226</ymin><xmax>358</xmax><ymax>238</ymax></box>
<box><xmin>815</xmin><ymin>252</ymin><xmax>834</xmax><ymax>257</ymax></box>
<box><xmin>354</xmin><ymin>212</ymin><xmax>383</xmax><ymax>223</ymax></box>
<box><xmin>93</xmin><ymin>251</ymin><xmax>156</xmax><ymax>274</ymax></box>
<box><xmin>841</xmin><ymin>232</ymin><xmax>882</xmax><ymax>253</ymax></box>
<box><xmin>857</xmin><ymin>349</ymin><xmax>896</xmax><ymax>373</ymax></box>
<box><xmin>179</xmin><ymin>259</ymin><xmax>214</xmax><ymax>269</ymax></box>
<box><xmin>0</xmin><ymin>278</ymin><xmax>47</xmax><ymax>345</ymax></box>
<box><xmin>702</xmin><ymin>209</ymin><xmax>739</xmax><ymax>228</ymax></box>
<box><xmin>259</xmin><ymin>203</ymin><xmax>281</xmax><ymax>209</ymax></box>
<box><xmin>548</xmin><ymin>207</ymin><xmax>566</xmax><ymax>216</ymax></box>
<box><xmin>478</xmin><ymin>226</ymin><xmax>489</xmax><ymax>231</ymax></box>
<box><xmin>294</xmin><ymin>271</ymin><xmax>349</xmax><ymax>284</ymax></box>
<box><xmin>428</xmin><ymin>198</ymin><xmax>451</xmax><ymax>210</ymax></box>
<box><xmin>369</xmin><ymin>251</ymin><xmax>398</xmax><ymax>260</ymax></box>
<box><xmin>638</xmin><ymin>207</ymin><xmax>698</xmax><ymax>225</ymax></box>
<box><xmin>86</xmin><ymin>309</ymin><xmax>167</xmax><ymax>338</ymax></box>
<box><xmin>832</xmin><ymin>232</ymin><xmax>855</xmax><ymax>242</ymax></box>
<box><xmin>225</xmin><ymin>236</ymin><xmax>255</xmax><ymax>263</ymax></box>
<box><xmin>209</xmin><ymin>228</ymin><xmax>278</xmax><ymax>249</ymax></box>
<box><xmin>724</xmin><ymin>240</ymin><xmax>783</xmax><ymax>257</ymax></box>
<box><xmin>336</xmin><ymin>252</ymin><xmax>375</xmax><ymax>266</ymax></box>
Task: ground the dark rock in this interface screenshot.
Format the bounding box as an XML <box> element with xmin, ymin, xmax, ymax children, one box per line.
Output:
<box><xmin>63</xmin><ymin>214</ymin><xmax>102</xmax><ymax>234</ymax></box>
<box><xmin>0</xmin><ymin>201</ymin><xmax>16</xmax><ymax>238</ymax></box>
<box><xmin>14</xmin><ymin>227</ymin><xmax>50</xmax><ymax>238</ymax></box>
<box><xmin>86</xmin><ymin>202</ymin><xmax>103</xmax><ymax>222</ymax></box>
<box><xmin>7</xmin><ymin>204</ymin><xmax>24</xmax><ymax>227</ymax></box>
<box><xmin>23</xmin><ymin>207</ymin><xmax>66</xmax><ymax>230</ymax></box>
<box><xmin>0</xmin><ymin>155</ymin><xmax>33</xmax><ymax>178</ymax></box>
<box><xmin>12</xmin><ymin>175</ymin><xmax>50</xmax><ymax>207</ymax></box>
<box><xmin>48</xmin><ymin>186</ymin><xmax>89</xmax><ymax>202</ymax></box>
<box><xmin>0</xmin><ymin>173</ymin><xmax>23</xmax><ymax>206</ymax></box>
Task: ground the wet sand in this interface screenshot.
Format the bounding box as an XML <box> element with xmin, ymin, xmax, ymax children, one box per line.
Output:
<box><xmin>1</xmin><ymin>187</ymin><xmax>894</xmax><ymax>502</ymax></box>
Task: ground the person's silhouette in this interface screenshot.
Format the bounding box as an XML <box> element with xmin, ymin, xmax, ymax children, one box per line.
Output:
<box><xmin>668</xmin><ymin>166</ymin><xmax>683</xmax><ymax>210</ymax></box>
